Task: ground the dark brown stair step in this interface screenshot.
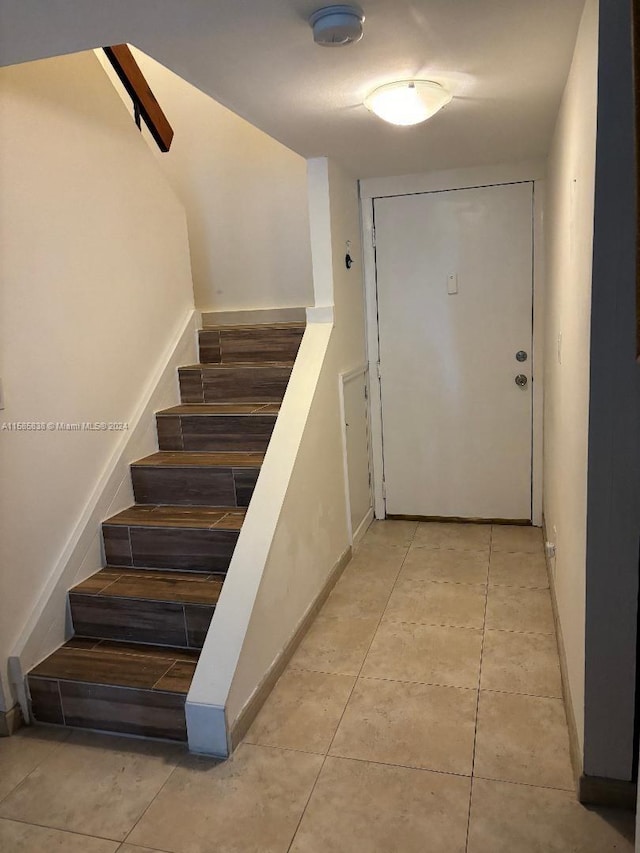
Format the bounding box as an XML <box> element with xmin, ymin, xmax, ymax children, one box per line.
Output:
<box><xmin>104</xmin><ymin>505</ymin><xmax>246</xmax><ymax>529</ymax></box>
<box><xmin>133</xmin><ymin>451</ymin><xmax>264</xmax><ymax>467</ymax></box>
<box><xmin>102</xmin><ymin>505</ymin><xmax>245</xmax><ymax>573</ymax></box>
<box><xmin>156</xmin><ymin>404</ymin><xmax>279</xmax><ymax>452</ymax></box>
<box><xmin>178</xmin><ymin>363</ymin><xmax>292</xmax><ymax>404</ymax></box>
<box><xmin>69</xmin><ymin>568</ymin><xmax>220</xmax><ymax>648</ymax></box>
<box><xmin>131</xmin><ymin>451</ymin><xmax>263</xmax><ymax>507</ymax></box>
<box><xmin>28</xmin><ymin>640</ymin><xmax>198</xmax><ymax>741</ymax></box>
<box><xmin>72</xmin><ymin>567</ymin><xmax>224</xmax><ymax>602</ymax></box>
<box><xmin>199</xmin><ymin>323</ymin><xmax>305</xmax><ymax>364</ymax></box>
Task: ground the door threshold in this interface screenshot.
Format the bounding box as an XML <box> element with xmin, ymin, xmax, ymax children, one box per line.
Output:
<box><xmin>386</xmin><ymin>514</ymin><xmax>532</xmax><ymax>526</ymax></box>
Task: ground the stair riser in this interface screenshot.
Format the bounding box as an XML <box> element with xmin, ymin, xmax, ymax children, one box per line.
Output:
<box><xmin>131</xmin><ymin>466</ymin><xmax>259</xmax><ymax>507</ymax></box>
<box><xmin>69</xmin><ymin>594</ymin><xmax>213</xmax><ymax>649</ymax></box>
<box><xmin>28</xmin><ymin>676</ymin><xmax>187</xmax><ymax>741</ymax></box>
<box><xmin>199</xmin><ymin>326</ymin><xmax>304</xmax><ymax>364</ymax></box>
<box><xmin>103</xmin><ymin>524</ymin><xmax>238</xmax><ymax>573</ymax></box>
<box><xmin>179</xmin><ymin>366</ymin><xmax>291</xmax><ymax>404</ymax></box>
<box><xmin>156</xmin><ymin>414</ymin><xmax>277</xmax><ymax>452</ymax></box>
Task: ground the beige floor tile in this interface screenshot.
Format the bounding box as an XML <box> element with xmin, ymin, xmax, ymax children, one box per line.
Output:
<box><xmin>128</xmin><ymin>743</ymin><xmax>323</xmax><ymax>853</ymax></box>
<box><xmin>330</xmin><ymin>678</ymin><xmax>477</xmax><ymax>775</ymax></box>
<box><xmin>320</xmin><ymin>572</ymin><xmax>393</xmax><ymax>619</ymax></box>
<box><xmin>489</xmin><ymin>551</ymin><xmax>549</xmax><ymax>588</ymax></box>
<box><xmin>0</xmin><ymin>731</ymin><xmax>183</xmax><ymax>841</ymax></box>
<box><xmin>361</xmin><ymin>620</ymin><xmax>482</xmax><ymax>688</ymax></box>
<box><xmin>343</xmin><ymin>542</ymin><xmax>407</xmax><ymax>582</ymax></box>
<box><xmin>486</xmin><ymin>586</ymin><xmax>555</xmax><ymax>634</ymax></box>
<box><xmin>481</xmin><ymin>629</ymin><xmax>562</xmax><ymax>697</ymax></box>
<box><xmin>384</xmin><ymin>577</ymin><xmax>486</xmax><ymax>628</ymax></box>
<box><xmin>0</xmin><ymin>725</ymin><xmax>70</xmax><ymax>802</ymax></box>
<box><xmin>244</xmin><ymin>669</ymin><xmax>355</xmax><ymax>753</ymax></box>
<box><xmin>401</xmin><ymin>546</ymin><xmax>489</xmax><ymax>585</ymax></box>
<box><xmin>413</xmin><ymin>522</ymin><xmax>491</xmax><ymax>551</ymax></box>
<box><xmin>361</xmin><ymin>520</ymin><xmax>417</xmax><ymax>547</ymax></box>
<box><xmin>474</xmin><ymin>691</ymin><xmax>574</xmax><ymax>789</ymax></box>
<box><xmin>491</xmin><ymin>524</ymin><xmax>544</xmax><ymax>553</ymax></box>
<box><xmin>0</xmin><ymin>818</ymin><xmax>119</xmax><ymax>852</ymax></box>
<box><xmin>289</xmin><ymin>756</ymin><xmax>470</xmax><ymax>853</ymax></box>
<box><xmin>118</xmin><ymin>847</ymin><xmax>163</xmax><ymax>853</ymax></box>
<box><xmin>290</xmin><ymin>615</ymin><xmax>379</xmax><ymax>675</ymax></box>
<box><xmin>467</xmin><ymin>778</ymin><xmax>634</xmax><ymax>853</ymax></box>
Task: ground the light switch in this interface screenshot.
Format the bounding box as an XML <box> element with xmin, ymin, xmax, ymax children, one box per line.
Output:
<box><xmin>447</xmin><ymin>274</ymin><xmax>458</xmax><ymax>295</ymax></box>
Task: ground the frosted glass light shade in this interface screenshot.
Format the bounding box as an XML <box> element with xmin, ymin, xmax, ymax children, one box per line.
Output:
<box><xmin>364</xmin><ymin>80</ymin><xmax>452</xmax><ymax>126</ymax></box>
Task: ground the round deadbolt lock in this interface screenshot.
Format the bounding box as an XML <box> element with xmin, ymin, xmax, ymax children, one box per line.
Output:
<box><xmin>516</xmin><ymin>350</ymin><xmax>528</xmax><ymax>362</ymax></box>
<box><xmin>515</xmin><ymin>374</ymin><xmax>528</xmax><ymax>388</ymax></box>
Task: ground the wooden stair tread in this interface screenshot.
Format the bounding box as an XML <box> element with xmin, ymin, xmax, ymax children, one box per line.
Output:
<box><xmin>71</xmin><ymin>567</ymin><xmax>223</xmax><ymax>605</ymax></box>
<box><xmin>104</xmin><ymin>505</ymin><xmax>246</xmax><ymax>530</ymax></box>
<box><xmin>30</xmin><ymin>639</ymin><xmax>199</xmax><ymax>695</ymax></box>
<box><xmin>132</xmin><ymin>451</ymin><xmax>264</xmax><ymax>468</ymax></box>
<box><xmin>157</xmin><ymin>403</ymin><xmax>280</xmax><ymax>416</ymax></box>
<box><xmin>180</xmin><ymin>361</ymin><xmax>294</xmax><ymax>370</ymax></box>
<box><xmin>203</xmin><ymin>322</ymin><xmax>306</xmax><ymax>331</ymax></box>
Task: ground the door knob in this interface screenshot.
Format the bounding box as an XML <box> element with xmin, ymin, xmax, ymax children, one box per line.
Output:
<box><xmin>515</xmin><ymin>374</ymin><xmax>528</xmax><ymax>388</ymax></box>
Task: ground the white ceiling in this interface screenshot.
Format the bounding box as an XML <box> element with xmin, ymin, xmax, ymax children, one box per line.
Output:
<box><xmin>0</xmin><ymin>0</ymin><xmax>586</xmax><ymax>178</ymax></box>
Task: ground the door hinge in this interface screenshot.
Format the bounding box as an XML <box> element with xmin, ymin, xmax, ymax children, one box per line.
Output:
<box><xmin>364</xmin><ymin>383</ymin><xmax>368</xmax><ymax>400</ymax></box>
<box><xmin>371</xmin><ymin>225</ymin><xmax>376</xmax><ymax>248</ymax></box>
<box><xmin>382</xmin><ymin>478</ymin><xmax>387</xmax><ymax>499</ymax></box>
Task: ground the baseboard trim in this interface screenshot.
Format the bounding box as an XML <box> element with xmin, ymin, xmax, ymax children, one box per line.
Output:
<box><xmin>229</xmin><ymin>545</ymin><xmax>352</xmax><ymax>751</ymax></box>
<box><xmin>0</xmin><ymin>704</ymin><xmax>23</xmax><ymax>737</ymax></box>
<box><xmin>387</xmin><ymin>514</ymin><xmax>531</xmax><ymax>525</ymax></box>
<box><xmin>353</xmin><ymin>508</ymin><xmax>374</xmax><ymax>548</ymax></box>
<box><xmin>578</xmin><ymin>773</ymin><xmax>637</xmax><ymax>811</ymax></box>
<box><xmin>543</xmin><ymin>518</ymin><xmax>583</xmax><ymax>796</ymax></box>
<box><xmin>543</xmin><ymin>518</ymin><xmax>636</xmax><ymax>811</ymax></box>
<box><xmin>202</xmin><ymin>307</ymin><xmax>307</xmax><ymax>327</ymax></box>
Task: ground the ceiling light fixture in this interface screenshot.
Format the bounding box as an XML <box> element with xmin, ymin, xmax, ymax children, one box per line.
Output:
<box><xmin>309</xmin><ymin>4</ymin><xmax>365</xmax><ymax>47</ymax></box>
<box><xmin>364</xmin><ymin>80</ymin><xmax>452</xmax><ymax>126</ymax></box>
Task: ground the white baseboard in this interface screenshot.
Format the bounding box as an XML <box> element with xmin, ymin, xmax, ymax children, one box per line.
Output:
<box><xmin>353</xmin><ymin>508</ymin><xmax>374</xmax><ymax>548</ymax></box>
<box><xmin>9</xmin><ymin>310</ymin><xmax>198</xmax><ymax>720</ymax></box>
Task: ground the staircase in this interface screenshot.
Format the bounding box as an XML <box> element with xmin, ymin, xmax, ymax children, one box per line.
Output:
<box><xmin>26</xmin><ymin>321</ymin><xmax>305</xmax><ymax>742</ymax></box>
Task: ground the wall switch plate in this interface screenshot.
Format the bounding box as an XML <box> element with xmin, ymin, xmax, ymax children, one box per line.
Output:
<box><xmin>447</xmin><ymin>274</ymin><xmax>458</xmax><ymax>295</ymax></box>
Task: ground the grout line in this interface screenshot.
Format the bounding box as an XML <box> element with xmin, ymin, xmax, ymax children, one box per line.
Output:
<box><xmin>255</xmin><ymin>740</ymin><xmax>475</xmax><ymax>781</ymax></box>
<box><xmin>151</xmin><ymin>661</ymin><xmax>180</xmax><ymax>690</ymax></box>
<box><xmin>464</xmin><ymin>524</ymin><xmax>492</xmax><ymax>853</ymax></box>
<box><xmin>285</xmin><ymin>539</ymin><xmax>413</xmax><ymax>853</ymax></box>
<box><xmin>0</xmin><ymin>728</ymin><xmax>73</xmax><ymax>809</ymax></box>
<box><xmin>120</xmin><ymin>755</ymin><xmax>185</xmax><ymax>847</ymax></box>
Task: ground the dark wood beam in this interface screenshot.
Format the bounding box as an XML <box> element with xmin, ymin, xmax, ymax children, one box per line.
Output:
<box><xmin>103</xmin><ymin>44</ymin><xmax>174</xmax><ymax>152</ymax></box>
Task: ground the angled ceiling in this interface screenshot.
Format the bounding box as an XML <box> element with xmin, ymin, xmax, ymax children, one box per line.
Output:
<box><xmin>0</xmin><ymin>0</ymin><xmax>586</xmax><ymax>178</ymax></box>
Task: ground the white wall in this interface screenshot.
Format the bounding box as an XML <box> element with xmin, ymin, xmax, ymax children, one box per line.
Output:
<box><xmin>542</xmin><ymin>0</ymin><xmax>598</xmax><ymax>760</ymax></box>
<box><xmin>187</xmin><ymin>158</ymin><xmax>367</xmax><ymax>754</ymax></box>
<box><xmin>100</xmin><ymin>46</ymin><xmax>314</xmax><ymax>314</ymax></box>
<box><xmin>0</xmin><ymin>51</ymin><xmax>195</xmax><ymax>712</ymax></box>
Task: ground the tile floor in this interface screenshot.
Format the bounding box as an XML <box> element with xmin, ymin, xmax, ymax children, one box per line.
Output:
<box><xmin>0</xmin><ymin>521</ymin><xmax>635</xmax><ymax>852</ymax></box>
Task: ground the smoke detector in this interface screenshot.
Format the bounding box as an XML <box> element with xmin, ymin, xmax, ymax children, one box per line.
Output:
<box><xmin>309</xmin><ymin>4</ymin><xmax>365</xmax><ymax>47</ymax></box>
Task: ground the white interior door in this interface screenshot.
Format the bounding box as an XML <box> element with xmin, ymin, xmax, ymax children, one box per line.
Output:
<box><xmin>374</xmin><ymin>182</ymin><xmax>533</xmax><ymax>520</ymax></box>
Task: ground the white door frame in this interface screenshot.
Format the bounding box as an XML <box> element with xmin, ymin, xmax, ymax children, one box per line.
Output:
<box><xmin>338</xmin><ymin>364</ymin><xmax>375</xmax><ymax>547</ymax></box>
<box><xmin>359</xmin><ymin>161</ymin><xmax>546</xmax><ymax>526</ymax></box>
